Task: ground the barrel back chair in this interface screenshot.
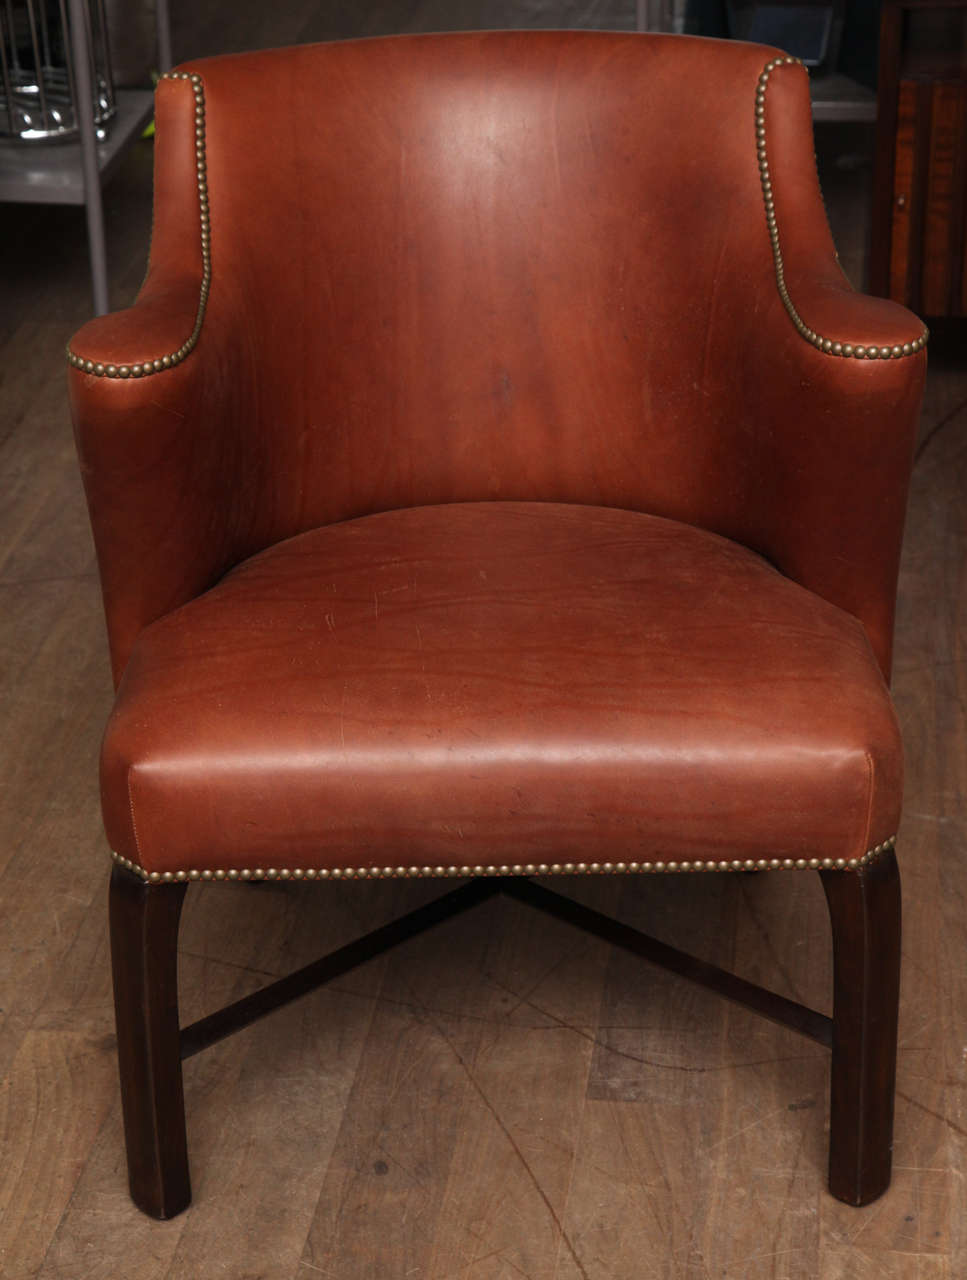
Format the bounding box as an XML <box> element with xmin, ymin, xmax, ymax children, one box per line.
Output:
<box><xmin>67</xmin><ymin>30</ymin><xmax>927</xmax><ymax>1218</ymax></box>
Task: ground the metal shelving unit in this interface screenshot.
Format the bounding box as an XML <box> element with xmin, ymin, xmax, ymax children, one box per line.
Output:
<box><xmin>810</xmin><ymin>72</ymin><xmax>877</xmax><ymax>123</ymax></box>
<box><xmin>0</xmin><ymin>0</ymin><xmax>170</xmax><ymax>314</ymax></box>
<box><xmin>0</xmin><ymin>87</ymin><xmax>154</xmax><ymax>201</ymax></box>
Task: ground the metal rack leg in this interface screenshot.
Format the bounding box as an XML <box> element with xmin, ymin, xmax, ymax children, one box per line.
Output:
<box><xmin>156</xmin><ymin>0</ymin><xmax>173</xmax><ymax>73</ymax></box>
<box><xmin>67</xmin><ymin>0</ymin><xmax>109</xmax><ymax>315</ymax></box>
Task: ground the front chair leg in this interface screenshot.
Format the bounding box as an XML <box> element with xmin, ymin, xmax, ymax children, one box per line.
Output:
<box><xmin>109</xmin><ymin>864</ymin><xmax>190</xmax><ymax>1218</ymax></box>
<box><xmin>820</xmin><ymin>848</ymin><xmax>901</xmax><ymax>1206</ymax></box>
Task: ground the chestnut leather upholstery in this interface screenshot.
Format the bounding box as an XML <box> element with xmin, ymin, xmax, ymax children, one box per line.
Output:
<box><xmin>70</xmin><ymin>32</ymin><xmax>925</xmax><ymax>689</ymax></box>
<box><xmin>101</xmin><ymin>502</ymin><xmax>901</xmax><ymax>877</ymax></box>
<box><xmin>66</xmin><ymin>30</ymin><xmax>926</xmax><ymax>1217</ymax></box>
<box><xmin>67</xmin><ymin>30</ymin><xmax>925</xmax><ymax>883</ymax></box>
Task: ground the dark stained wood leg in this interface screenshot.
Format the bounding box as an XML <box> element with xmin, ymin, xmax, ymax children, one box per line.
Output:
<box><xmin>105</xmin><ymin>858</ymin><xmax>899</xmax><ymax>1216</ymax></box>
<box><xmin>109</xmin><ymin>864</ymin><xmax>190</xmax><ymax>1219</ymax></box>
<box><xmin>820</xmin><ymin>849</ymin><xmax>902</xmax><ymax>1206</ymax></box>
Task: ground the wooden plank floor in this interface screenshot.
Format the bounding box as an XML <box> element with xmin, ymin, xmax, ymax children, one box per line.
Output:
<box><xmin>1</xmin><ymin>4</ymin><xmax>965</xmax><ymax>1276</ymax></box>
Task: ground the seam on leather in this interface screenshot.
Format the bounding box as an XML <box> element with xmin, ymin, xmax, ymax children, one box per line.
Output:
<box><xmin>109</xmin><ymin>834</ymin><xmax>898</xmax><ymax>884</ymax></box>
<box><xmin>862</xmin><ymin>748</ymin><xmax>877</xmax><ymax>862</ymax></box>
<box><xmin>126</xmin><ymin>769</ymin><xmax>145</xmax><ymax>864</ymax></box>
<box><xmin>66</xmin><ymin>72</ymin><xmax>210</xmax><ymax>378</ymax></box>
<box><xmin>756</xmin><ymin>56</ymin><xmax>928</xmax><ymax>359</ymax></box>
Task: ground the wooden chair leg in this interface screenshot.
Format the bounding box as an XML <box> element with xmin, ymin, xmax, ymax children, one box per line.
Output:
<box><xmin>820</xmin><ymin>848</ymin><xmax>901</xmax><ymax>1206</ymax></box>
<box><xmin>109</xmin><ymin>864</ymin><xmax>191</xmax><ymax>1218</ymax></box>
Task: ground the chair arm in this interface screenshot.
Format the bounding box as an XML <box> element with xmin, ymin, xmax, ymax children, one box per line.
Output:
<box><xmin>68</xmin><ymin>72</ymin><xmax>272</xmax><ymax>686</ymax></box>
<box><xmin>728</xmin><ymin>56</ymin><xmax>927</xmax><ymax>680</ymax></box>
<box><xmin>69</xmin><ymin>280</ymin><xmax>265</xmax><ymax>687</ymax></box>
<box><xmin>733</xmin><ymin>278</ymin><xmax>925</xmax><ymax>681</ymax></box>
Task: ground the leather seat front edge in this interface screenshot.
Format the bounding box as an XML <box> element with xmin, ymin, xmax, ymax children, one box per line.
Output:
<box><xmin>100</xmin><ymin>502</ymin><xmax>902</xmax><ymax>878</ymax></box>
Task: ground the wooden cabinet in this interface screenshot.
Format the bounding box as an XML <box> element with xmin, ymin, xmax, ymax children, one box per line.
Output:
<box><xmin>870</xmin><ymin>0</ymin><xmax>967</xmax><ymax>315</ymax></box>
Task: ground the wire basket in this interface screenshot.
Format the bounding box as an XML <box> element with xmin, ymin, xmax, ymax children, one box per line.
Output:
<box><xmin>0</xmin><ymin>0</ymin><xmax>115</xmax><ymax>141</ymax></box>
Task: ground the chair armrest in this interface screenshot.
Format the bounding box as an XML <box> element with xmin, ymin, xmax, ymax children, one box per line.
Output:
<box><xmin>737</xmin><ymin>292</ymin><xmax>925</xmax><ymax>682</ymax></box>
<box><xmin>69</xmin><ymin>279</ymin><xmax>264</xmax><ymax>686</ymax></box>
<box><xmin>68</xmin><ymin>72</ymin><xmax>270</xmax><ymax>685</ymax></box>
<box><xmin>728</xmin><ymin>56</ymin><xmax>927</xmax><ymax>680</ymax></box>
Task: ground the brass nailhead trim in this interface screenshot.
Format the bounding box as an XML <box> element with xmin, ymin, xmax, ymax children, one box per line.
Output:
<box><xmin>66</xmin><ymin>72</ymin><xmax>210</xmax><ymax>378</ymax></box>
<box><xmin>111</xmin><ymin>834</ymin><xmax>897</xmax><ymax>884</ymax></box>
<box><xmin>66</xmin><ymin>61</ymin><xmax>929</xmax><ymax>374</ymax></box>
<box><xmin>756</xmin><ymin>57</ymin><xmax>928</xmax><ymax>359</ymax></box>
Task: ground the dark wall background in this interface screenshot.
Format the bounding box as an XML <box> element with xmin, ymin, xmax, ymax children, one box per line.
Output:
<box><xmin>687</xmin><ymin>0</ymin><xmax>880</xmax><ymax>85</ymax></box>
<box><xmin>839</xmin><ymin>0</ymin><xmax>880</xmax><ymax>87</ymax></box>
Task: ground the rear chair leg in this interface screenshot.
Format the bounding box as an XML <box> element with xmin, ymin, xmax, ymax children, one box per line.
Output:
<box><xmin>820</xmin><ymin>848</ymin><xmax>901</xmax><ymax>1206</ymax></box>
<box><xmin>109</xmin><ymin>864</ymin><xmax>190</xmax><ymax>1218</ymax></box>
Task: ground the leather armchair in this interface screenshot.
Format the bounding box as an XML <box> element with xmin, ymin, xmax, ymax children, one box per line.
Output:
<box><xmin>67</xmin><ymin>31</ymin><xmax>927</xmax><ymax>1219</ymax></box>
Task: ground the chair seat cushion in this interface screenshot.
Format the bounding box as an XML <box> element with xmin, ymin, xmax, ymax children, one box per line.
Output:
<box><xmin>101</xmin><ymin>502</ymin><xmax>902</xmax><ymax>879</ymax></box>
